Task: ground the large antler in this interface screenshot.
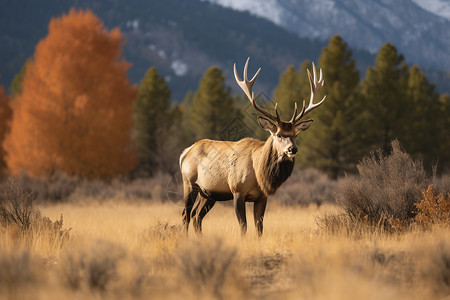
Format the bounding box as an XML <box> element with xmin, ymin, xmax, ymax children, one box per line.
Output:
<box><xmin>234</xmin><ymin>57</ymin><xmax>281</xmax><ymax>123</ymax></box>
<box><xmin>291</xmin><ymin>62</ymin><xmax>326</xmax><ymax>124</ymax></box>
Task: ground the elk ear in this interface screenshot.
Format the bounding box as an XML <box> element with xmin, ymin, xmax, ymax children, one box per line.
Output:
<box><xmin>295</xmin><ymin>119</ymin><xmax>313</xmax><ymax>134</ymax></box>
<box><xmin>257</xmin><ymin>116</ymin><xmax>277</xmax><ymax>134</ymax></box>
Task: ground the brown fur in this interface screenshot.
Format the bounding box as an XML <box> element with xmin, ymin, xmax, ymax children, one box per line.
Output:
<box><xmin>253</xmin><ymin>136</ymin><xmax>294</xmax><ymax>196</ymax></box>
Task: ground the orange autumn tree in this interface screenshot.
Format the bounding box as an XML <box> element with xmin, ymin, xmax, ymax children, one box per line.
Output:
<box><xmin>0</xmin><ymin>86</ymin><xmax>12</xmax><ymax>172</ymax></box>
<box><xmin>4</xmin><ymin>9</ymin><xmax>137</xmax><ymax>179</ymax></box>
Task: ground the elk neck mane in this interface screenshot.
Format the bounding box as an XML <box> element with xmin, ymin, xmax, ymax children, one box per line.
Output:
<box><xmin>253</xmin><ymin>136</ymin><xmax>294</xmax><ymax>196</ymax></box>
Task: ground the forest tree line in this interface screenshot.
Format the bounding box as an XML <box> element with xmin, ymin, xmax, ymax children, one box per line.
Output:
<box><xmin>0</xmin><ymin>9</ymin><xmax>449</xmax><ymax>180</ymax></box>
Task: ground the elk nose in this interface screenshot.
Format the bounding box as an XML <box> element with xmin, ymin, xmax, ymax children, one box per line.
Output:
<box><xmin>288</xmin><ymin>146</ymin><xmax>298</xmax><ymax>155</ymax></box>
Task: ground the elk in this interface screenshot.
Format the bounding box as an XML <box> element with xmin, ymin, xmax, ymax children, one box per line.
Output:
<box><xmin>180</xmin><ymin>58</ymin><xmax>326</xmax><ymax>236</ymax></box>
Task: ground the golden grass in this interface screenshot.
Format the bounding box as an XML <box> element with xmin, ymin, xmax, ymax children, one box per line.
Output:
<box><xmin>1</xmin><ymin>200</ymin><xmax>449</xmax><ymax>299</ymax></box>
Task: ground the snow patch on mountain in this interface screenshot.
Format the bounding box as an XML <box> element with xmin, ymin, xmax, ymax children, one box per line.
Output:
<box><xmin>411</xmin><ymin>0</ymin><xmax>450</xmax><ymax>21</ymax></box>
<box><xmin>171</xmin><ymin>60</ymin><xmax>188</xmax><ymax>76</ymax></box>
<box><xmin>126</xmin><ymin>19</ymin><xmax>139</xmax><ymax>31</ymax></box>
<box><xmin>205</xmin><ymin>0</ymin><xmax>284</xmax><ymax>24</ymax></box>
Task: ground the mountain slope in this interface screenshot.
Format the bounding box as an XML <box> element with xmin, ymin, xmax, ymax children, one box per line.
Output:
<box><xmin>0</xmin><ymin>0</ymin><xmax>448</xmax><ymax>101</ymax></box>
<box><xmin>1</xmin><ymin>0</ymin><xmax>334</xmax><ymax>101</ymax></box>
<box><xmin>207</xmin><ymin>0</ymin><xmax>450</xmax><ymax>72</ymax></box>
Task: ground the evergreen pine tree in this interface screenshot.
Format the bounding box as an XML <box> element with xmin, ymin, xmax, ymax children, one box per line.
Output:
<box><xmin>273</xmin><ymin>65</ymin><xmax>302</xmax><ymax>120</ymax></box>
<box><xmin>298</xmin><ymin>35</ymin><xmax>360</xmax><ymax>178</ymax></box>
<box><xmin>360</xmin><ymin>43</ymin><xmax>408</xmax><ymax>154</ymax></box>
<box><xmin>133</xmin><ymin>67</ymin><xmax>171</xmax><ymax>175</ymax></box>
<box><xmin>190</xmin><ymin>66</ymin><xmax>236</xmax><ymax>140</ymax></box>
<box><xmin>179</xmin><ymin>91</ymin><xmax>196</xmax><ymax>145</ymax></box>
<box><xmin>164</xmin><ymin>102</ymin><xmax>185</xmax><ymax>174</ymax></box>
<box><xmin>437</xmin><ymin>93</ymin><xmax>450</xmax><ymax>171</ymax></box>
<box><xmin>403</xmin><ymin>65</ymin><xmax>441</xmax><ymax>167</ymax></box>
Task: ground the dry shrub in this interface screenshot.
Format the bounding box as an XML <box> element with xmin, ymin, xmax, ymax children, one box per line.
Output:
<box><xmin>432</xmin><ymin>174</ymin><xmax>450</xmax><ymax>198</ymax></box>
<box><xmin>414</xmin><ymin>185</ymin><xmax>450</xmax><ymax>228</ymax></box>
<box><xmin>275</xmin><ymin>168</ymin><xmax>340</xmax><ymax>206</ymax></box>
<box><xmin>0</xmin><ymin>177</ymin><xmax>70</xmax><ymax>252</ymax></box>
<box><xmin>29</xmin><ymin>213</ymin><xmax>71</xmax><ymax>249</ymax></box>
<box><xmin>67</xmin><ymin>173</ymin><xmax>177</xmax><ymax>202</ymax></box>
<box><xmin>13</xmin><ymin>171</ymin><xmax>180</xmax><ymax>202</ymax></box>
<box><xmin>244</xmin><ymin>252</ymin><xmax>287</xmax><ymax>295</ymax></box>
<box><xmin>335</xmin><ymin>140</ymin><xmax>427</xmax><ymax>232</ymax></box>
<box><xmin>60</xmin><ymin>240</ymin><xmax>127</xmax><ymax>292</ymax></box>
<box><xmin>59</xmin><ymin>240</ymin><xmax>160</xmax><ymax>298</ymax></box>
<box><xmin>0</xmin><ymin>250</ymin><xmax>44</xmax><ymax>297</ymax></box>
<box><xmin>176</xmin><ymin>238</ymin><xmax>248</xmax><ymax>299</ymax></box>
<box><xmin>15</xmin><ymin>171</ymin><xmax>80</xmax><ymax>201</ymax></box>
<box><xmin>415</xmin><ymin>238</ymin><xmax>450</xmax><ymax>296</ymax></box>
<box><xmin>287</xmin><ymin>241</ymin><xmax>418</xmax><ymax>300</ymax></box>
<box><xmin>0</xmin><ymin>177</ymin><xmax>37</xmax><ymax>230</ymax></box>
<box><xmin>146</xmin><ymin>221</ymin><xmax>183</xmax><ymax>241</ymax></box>
<box><xmin>317</xmin><ymin>213</ymin><xmax>400</xmax><ymax>237</ymax></box>
<box><xmin>317</xmin><ymin>213</ymin><xmax>358</xmax><ymax>236</ymax></box>
<box><xmin>138</xmin><ymin>221</ymin><xmax>183</xmax><ymax>268</ymax></box>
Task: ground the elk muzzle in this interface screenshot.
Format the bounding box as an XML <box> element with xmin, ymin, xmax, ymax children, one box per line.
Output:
<box><xmin>286</xmin><ymin>146</ymin><xmax>298</xmax><ymax>158</ymax></box>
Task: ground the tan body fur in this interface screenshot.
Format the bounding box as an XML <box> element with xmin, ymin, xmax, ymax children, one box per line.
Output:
<box><xmin>181</xmin><ymin>134</ymin><xmax>296</xmax><ymax>236</ymax></box>
<box><xmin>181</xmin><ymin>138</ymin><xmax>264</xmax><ymax>200</ymax></box>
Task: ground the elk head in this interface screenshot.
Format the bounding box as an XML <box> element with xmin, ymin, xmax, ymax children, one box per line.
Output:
<box><xmin>234</xmin><ymin>58</ymin><xmax>326</xmax><ymax>159</ymax></box>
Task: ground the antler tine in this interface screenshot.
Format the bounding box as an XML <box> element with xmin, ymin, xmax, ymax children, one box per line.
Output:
<box><xmin>274</xmin><ymin>103</ymin><xmax>281</xmax><ymax>121</ymax></box>
<box><xmin>289</xmin><ymin>102</ymin><xmax>298</xmax><ymax>123</ymax></box>
<box><xmin>294</xmin><ymin>62</ymin><xmax>327</xmax><ymax>123</ymax></box>
<box><xmin>234</xmin><ymin>57</ymin><xmax>280</xmax><ymax>123</ymax></box>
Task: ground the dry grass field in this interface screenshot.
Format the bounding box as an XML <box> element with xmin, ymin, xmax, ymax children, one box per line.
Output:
<box><xmin>1</xmin><ymin>198</ymin><xmax>450</xmax><ymax>300</ymax></box>
<box><xmin>1</xmin><ymin>146</ymin><xmax>449</xmax><ymax>299</ymax></box>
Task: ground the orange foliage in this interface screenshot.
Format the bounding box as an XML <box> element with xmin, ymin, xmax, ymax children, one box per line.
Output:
<box><xmin>0</xmin><ymin>86</ymin><xmax>12</xmax><ymax>170</ymax></box>
<box><xmin>3</xmin><ymin>9</ymin><xmax>137</xmax><ymax>179</ymax></box>
<box><xmin>415</xmin><ymin>185</ymin><xmax>450</xmax><ymax>228</ymax></box>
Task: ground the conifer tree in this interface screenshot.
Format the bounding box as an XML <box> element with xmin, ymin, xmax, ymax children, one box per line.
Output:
<box><xmin>403</xmin><ymin>65</ymin><xmax>440</xmax><ymax>167</ymax></box>
<box><xmin>3</xmin><ymin>9</ymin><xmax>137</xmax><ymax>179</ymax></box>
<box><xmin>360</xmin><ymin>43</ymin><xmax>408</xmax><ymax>154</ymax></box>
<box><xmin>179</xmin><ymin>91</ymin><xmax>197</xmax><ymax>145</ymax></box>
<box><xmin>134</xmin><ymin>67</ymin><xmax>171</xmax><ymax>174</ymax></box>
<box><xmin>298</xmin><ymin>35</ymin><xmax>361</xmax><ymax>178</ymax></box>
<box><xmin>273</xmin><ymin>65</ymin><xmax>303</xmax><ymax>120</ymax></box>
<box><xmin>438</xmin><ymin>93</ymin><xmax>450</xmax><ymax>170</ymax></box>
<box><xmin>190</xmin><ymin>66</ymin><xmax>236</xmax><ymax>140</ymax></box>
<box><xmin>163</xmin><ymin>102</ymin><xmax>184</xmax><ymax>174</ymax></box>
<box><xmin>0</xmin><ymin>86</ymin><xmax>11</xmax><ymax>172</ymax></box>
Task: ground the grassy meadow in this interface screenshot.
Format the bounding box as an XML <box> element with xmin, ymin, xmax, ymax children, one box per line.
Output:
<box><xmin>1</xmin><ymin>145</ymin><xmax>450</xmax><ymax>300</ymax></box>
<box><xmin>1</xmin><ymin>198</ymin><xmax>449</xmax><ymax>300</ymax></box>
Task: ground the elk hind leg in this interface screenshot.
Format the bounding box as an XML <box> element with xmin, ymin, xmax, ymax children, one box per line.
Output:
<box><xmin>253</xmin><ymin>198</ymin><xmax>267</xmax><ymax>237</ymax></box>
<box><xmin>192</xmin><ymin>196</ymin><xmax>215</xmax><ymax>235</ymax></box>
<box><xmin>182</xmin><ymin>182</ymin><xmax>199</xmax><ymax>234</ymax></box>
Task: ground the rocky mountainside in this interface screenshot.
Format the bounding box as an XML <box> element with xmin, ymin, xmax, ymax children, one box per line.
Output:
<box><xmin>207</xmin><ymin>0</ymin><xmax>450</xmax><ymax>71</ymax></box>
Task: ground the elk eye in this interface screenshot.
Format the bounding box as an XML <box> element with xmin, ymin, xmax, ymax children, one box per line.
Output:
<box><xmin>276</xmin><ymin>134</ymin><xmax>282</xmax><ymax>138</ymax></box>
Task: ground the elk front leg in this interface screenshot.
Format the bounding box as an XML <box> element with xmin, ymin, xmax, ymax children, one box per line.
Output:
<box><xmin>254</xmin><ymin>198</ymin><xmax>267</xmax><ymax>237</ymax></box>
<box><xmin>233</xmin><ymin>193</ymin><xmax>247</xmax><ymax>236</ymax></box>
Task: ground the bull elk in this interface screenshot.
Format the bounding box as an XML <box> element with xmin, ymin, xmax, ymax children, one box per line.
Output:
<box><xmin>180</xmin><ymin>58</ymin><xmax>326</xmax><ymax>236</ymax></box>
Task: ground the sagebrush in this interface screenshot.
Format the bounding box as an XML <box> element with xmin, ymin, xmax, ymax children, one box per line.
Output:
<box><xmin>319</xmin><ymin>140</ymin><xmax>440</xmax><ymax>233</ymax></box>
